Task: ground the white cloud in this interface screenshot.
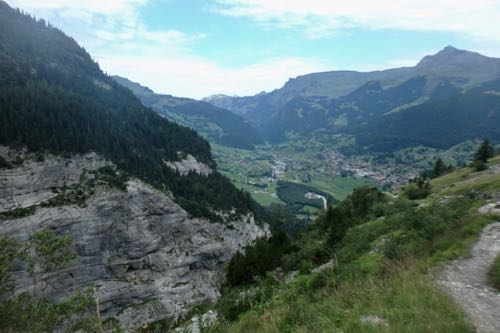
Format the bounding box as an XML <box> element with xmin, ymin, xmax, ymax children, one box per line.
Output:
<box><xmin>6</xmin><ymin>0</ymin><xmax>329</xmax><ymax>98</ymax></box>
<box><xmin>10</xmin><ymin>1</ymin><xmax>498</xmax><ymax>99</ymax></box>
<box><xmin>212</xmin><ymin>0</ymin><xmax>500</xmax><ymax>40</ymax></box>
<box><xmin>8</xmin><ymin>0</ymin><xmax>188</xmax><ymax>50</ymax></box>
<box><xmin>10</xmin><ymin>0</ymin><xmax>147</xmax><ymax>17</ymax></box>
<box><xmin>100</xmin><ymin>54</ymin><xmax>330</xmax><ymax>98</ymax></box>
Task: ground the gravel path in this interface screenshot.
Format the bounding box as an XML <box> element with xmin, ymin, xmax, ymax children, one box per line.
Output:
<box><xmin>437</xmin><ymin>222</ymin><xmax>500</xmax><ymax>333</ymax></box>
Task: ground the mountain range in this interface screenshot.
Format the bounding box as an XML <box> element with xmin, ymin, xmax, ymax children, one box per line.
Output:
<box><xmin>205</xmin><ymin>46</ymin><xmax>500</xmax><ymax>152</ymax></box>
<box><xmin>1</xmin><ymin>0</ymin><xmax>500</xmax><ymax>332</ymax></box>
<box><xmin>113</xmin><ymin>76</ymin><xmax>262</xmax><ymax>150</ymax></box>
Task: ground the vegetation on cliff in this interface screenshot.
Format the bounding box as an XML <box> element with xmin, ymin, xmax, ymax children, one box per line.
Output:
<box><xmin>0</xmin><ymin>230</ymin><xmax>98</xmax><ymax>332</ymax></box>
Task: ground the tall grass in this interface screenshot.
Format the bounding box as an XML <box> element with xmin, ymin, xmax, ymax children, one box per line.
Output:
<box><xmin>209</xmin><ymin>261</ymin><xmax>473</xmax><ymax>333</ymax></box>
<box><xmin>489</xmin><ymin>254</ymin><xmax>500</xmax><ymax>291</ymax></box>
<box><xmin>200</xmin><ymin>158</ymin><xmax>500</xmax><ymax>333</ymax></box>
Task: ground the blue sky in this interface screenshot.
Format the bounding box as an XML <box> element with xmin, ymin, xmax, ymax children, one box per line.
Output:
<box><xmin>8</xmin><ymin>0</ymin><xmax>500</xmax><ymax>98</ymax></box>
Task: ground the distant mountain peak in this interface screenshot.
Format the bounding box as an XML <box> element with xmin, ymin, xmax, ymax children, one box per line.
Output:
<box><xmin>203</xmin><ymin>93</ymin><xmax>243</xmax><ymax>102</ymax></box>
<box><xmin>416</xmin><ymin>45</ymin><xmax>492</xmax><ymax>69</ymax></box>
<box><xmin>204</xmin><ymin>94</ymin><xmax>233</xmax><ymax>100</ymax></box>
<box><xmin>442</xmin><ymin>45</ymin><xmax>459</xmax><ymax>52</ymax></box>
<box><xmin>436</xmin><ymin>45</ymin><xmax>471</xmax><ymax>57</ymax></box>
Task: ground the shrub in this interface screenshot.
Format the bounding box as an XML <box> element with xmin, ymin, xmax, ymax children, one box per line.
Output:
<box><xmin>403</xmin><ymin>178</ymin><xmax>431</xmax><ymax>200</ymax></box>
<box><xmin>0</xmin><ymin>155</ymin><xmax>11</xmax><ymax>168</ymax></box>
<box><xmin>474</xmin><ymin>160</ymin><xmax>487</xmax><ymax>171</ymax></box>
<box><xmin>318</xmin><ymin>186</ymin><xmax>386</xmax><ymax>246</ymax></box>
<box><xmin>0</xmin><ymin>205</ymin><xmax>36</xmax><ymax>219</ymax></box>
<box><xmin>489</xmin><ymin>254</ymin><xmax>500</xmax><ymax>291</ymax></box>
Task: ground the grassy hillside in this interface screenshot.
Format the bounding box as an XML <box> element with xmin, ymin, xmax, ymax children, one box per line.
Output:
<box><xmin>173</xmin><ymin>155</ymin><xmax>500</xmax><ymax>332</ymax></box>
<box><xmin>431</xmin><ymin>155</ymin><xmax>500</xmax><ymax>195</ymax></box>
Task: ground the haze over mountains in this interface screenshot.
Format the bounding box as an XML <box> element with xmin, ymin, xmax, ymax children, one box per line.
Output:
<box><xmin>113</xmin><ymin>76</ymin><xmax>262</xmax><ymax>150</ymax></box>
<box><xmin>205</xmin><ymin>46</ymin><xmax>500</xmax><ymax>152</ymax></box>
<box><xmin>108</xmin><ymin>46</ymin><xmax>500</xmax><ymax>156</ymax></box>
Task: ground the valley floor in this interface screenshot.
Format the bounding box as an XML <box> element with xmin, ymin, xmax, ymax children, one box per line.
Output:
<box><xmin>213</xmin><ymin>140</ymin><xmax>485</xmax><ymax>222</ymax></box>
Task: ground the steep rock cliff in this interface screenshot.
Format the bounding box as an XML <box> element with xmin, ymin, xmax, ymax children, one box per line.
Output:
<box><xmin>0</xmin><ymin>147</ymin><xmax>267</xmax><ymax>331</ymax></box>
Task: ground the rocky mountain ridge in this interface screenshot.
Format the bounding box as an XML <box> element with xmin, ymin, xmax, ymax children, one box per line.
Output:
<box><xmin>206</xmin><ymin>46</ymin><xmax>500</xmax><ymax>119</ymax></box>
<box><xmin>204</xmin><ymin>46</ymin><xmax>500</xmax><ymax>151</ymax></box>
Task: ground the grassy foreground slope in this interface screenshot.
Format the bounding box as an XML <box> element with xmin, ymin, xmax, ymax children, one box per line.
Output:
<box><xmin>197</xmin><ymin>156</ymin><xmax>500</xmax><ymax>333</ymax></box>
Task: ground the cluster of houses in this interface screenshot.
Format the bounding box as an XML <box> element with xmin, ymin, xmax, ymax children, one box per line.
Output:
<box><xmin>268</xmin><ymin>150</ymin><xmax>421</xmax><ymax>188</ymax></box>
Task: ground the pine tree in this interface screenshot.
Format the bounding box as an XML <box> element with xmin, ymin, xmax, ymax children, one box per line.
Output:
<box><xmin>474</xmin><ymin>139</ymin><xmax>494</xmax><ymax>163</ymax></box>
<box><xmin>473</xmin><ymin>139</ymin><xmax>495</xmax><ymax>171</ymax></box>
<box><xmin>431</xmin><ymin>157</ymin><xmax>447</xmax><ymax>178</ymax></box>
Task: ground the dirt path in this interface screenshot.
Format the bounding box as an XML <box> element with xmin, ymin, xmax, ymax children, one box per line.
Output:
<box><xmin>436</xmin><ymin>222</ymin><xmax>500</xmax><ymax>333</ymax></box>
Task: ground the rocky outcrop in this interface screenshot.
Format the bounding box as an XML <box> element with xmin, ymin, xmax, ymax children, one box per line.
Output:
<box><xmin>478</xmin><ymin>202</ymin><xmax>500</xmax><ymax>215</ymax></box>
<box><xmin>164</xmin><ymin>154</ymin><xmax>213</xmax><ymax>176</ymax></box>
<box><xmin>0</xmin><ymin>147</ymin><xmax>266</xmax><ymax>331</ymax></box>
<box><xmin>0</xmin><ymin>147</ymin><xmax>108</xmax><ymax>212</ymax></box>
<box><xmin>359</xmin><ymin>315</ymin><xmax>389</xmax><ymax>328</ymax></box>
<box><xmin>174</xmin><ymin>310</ymin><xmax>219</xmax><ymax>333</ymax></box>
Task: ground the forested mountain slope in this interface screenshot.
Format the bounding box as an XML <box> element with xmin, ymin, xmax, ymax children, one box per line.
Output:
<box><xmin>114</xmin><ymin>76</ymin><xmax>262</xmax><ymax>150</ymax></box>
<box><xmin>0</xmin><ymin>1</ymin><xmax>254</xmax><ymax>219</ymax></box>
<box><xmin>358</xmin><ymin>79</ymin><xmax>500</xmax><ymax>151</ymax></box>
<box><xmin>0</xmin><ymin>1</ymin><xmax>268</xmax><ymax>330</ymax></box>
<box><xmin>206</xmin><ymin>47</ymin><xmax>500</xmax><ymax>152</ymax></box>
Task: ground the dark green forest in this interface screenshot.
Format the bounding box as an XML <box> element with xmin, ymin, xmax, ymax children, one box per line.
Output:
<box><xmin>276</xmin><ymin>180</ymin><xmax>334</xmax><ymax>209</ymax></box>
<box><xmin>157</xmin><ymin>100</ymin><xmax>262</xmax><ymax>150</ymax></box>
<box><xmin>359</xmin><ymin>79</ymin><xmax>500</xmax><ymax>151</ymax></box>
<box><xmin>0</xmin><ymin>2</ymin><xmax>254</xmax><ymax>220</ymax></box>
<box><xmin>249</xmin><ymin>72</ymin><xmax>500</xmax><ymax>154</ymax></box>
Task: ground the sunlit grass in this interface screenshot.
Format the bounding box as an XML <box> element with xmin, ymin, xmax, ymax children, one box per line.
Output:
<box><xmin>489</xmin><ymin>254</ymin><xmax>500</xmax><ymax>291</ymax></box>
<box><xmin>201</xmin><ymin>149</ymin><xmax>500</xmax><ymax>333</ymax></box>
<box><xmin>431</xmin><ymin>156</ymin><xmax>500</xmax><ymax>195</ymax></box>
<box><xmin>210</xmin><ymin>262</ymin><xmax>473</xmax><ymax>333</ymax></box>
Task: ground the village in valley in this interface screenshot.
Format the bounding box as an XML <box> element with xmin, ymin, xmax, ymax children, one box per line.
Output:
<box><xmin>212</xmin><ymin>142</ymin><xmax>428</xmax><ymax>215</ymax></box>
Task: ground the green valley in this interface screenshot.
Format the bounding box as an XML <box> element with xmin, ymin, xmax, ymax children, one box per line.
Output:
<box><xmin>2</xmin><ymin>1</ymin><xmax>500</xmax><ymax>332</ymax></box>
<box><xmin>172</xmin><ymin>148</ymin><xmax>500</xmax><ymax>333</ymax></box>
<box><xmin>211</xmin><ymin>138</ymin><xmax>491</xmax><ymax>222</ymax></box>
<box><xmin>212</xmin><ymin>143</ymin><xmax>374</xmax><ymax>220</ymax></box>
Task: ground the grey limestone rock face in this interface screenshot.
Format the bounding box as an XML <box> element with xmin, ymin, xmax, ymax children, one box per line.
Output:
<box><xmin>0</xmin><ymin>147</ymin><xmax>267</xmax><ymax>331</ymax></box>
<box><xmin>164</xmin><ymin>154</ymin><xmax>213</xmax><ymax>176</ymax></box>
<box><xmin>0</xmin><ymin>147</ymin><xmax>108</xmax><ymax>212</ymax></box>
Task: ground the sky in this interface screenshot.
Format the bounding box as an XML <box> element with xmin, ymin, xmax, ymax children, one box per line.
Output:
<box><xmin>7</xmin><ymin>0</ymin><xmax>500</xmax><ymax>99</ymax></box>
